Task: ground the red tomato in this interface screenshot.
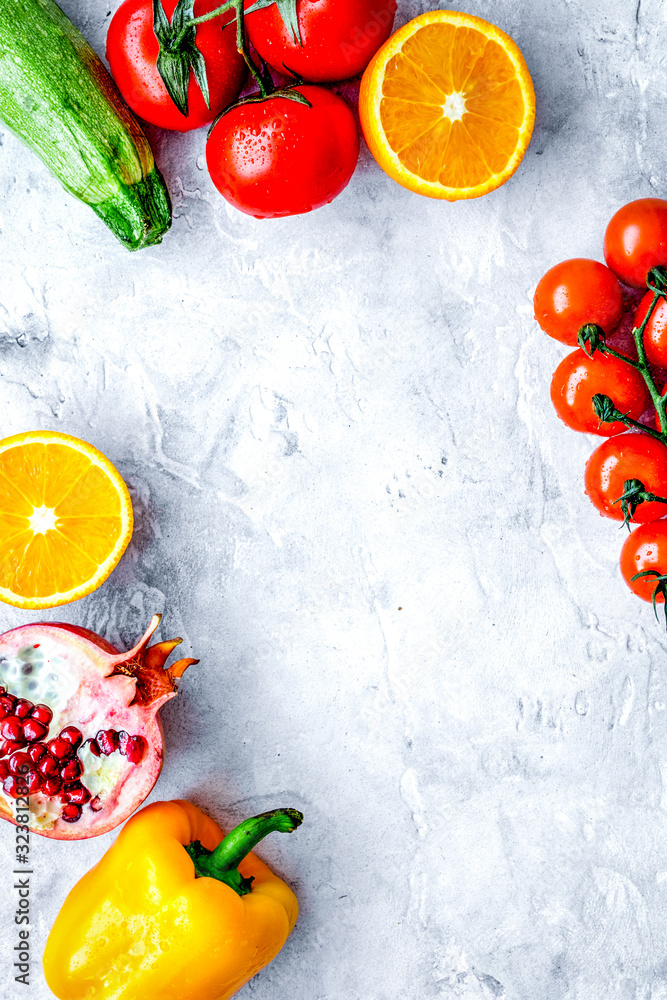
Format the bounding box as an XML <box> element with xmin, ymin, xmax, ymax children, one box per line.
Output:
<box><xmin>550</xmin><ymin>349</ymin><xmax>650</xmax><ymax>436</ymax></box>
<box><xmin>206</xmin><ymin>85</ymin><xmax>359</xmax><ymax>218</ymax></box>
<box><xmin>584</xmin><ymin>432</ymin><xmax>667</xmax><ymax>522</ymax></box>
<box><xmin>106</xmin><ymin>0</ymin><xmax>246</xmax><ymax>131</ymax></box>
<box><xmin>533</xmin><ymin>259</ymin><xmax>623</xmax><ymax>346</ymax></box>
<box><xmin>604</xmin><ymin>198</ymin><xmax>667</xmax><ymax>288</ymax></box>
<box><xmin>620</xmin><ymin>520</ymin><xmax>667</xmax><ymax>603</ymax></box>
<box><xmin>633</xmin><ymin>291</ymin><xmax>667</xmax><ymax>367</ymax></box>
<box><xmin>244</xmin><ymin>0</ymin><xmax>397</xmax><ymax>82</ymax></box>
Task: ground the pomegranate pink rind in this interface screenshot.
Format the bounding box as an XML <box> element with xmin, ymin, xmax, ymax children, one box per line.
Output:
<box><xmin>0</xmin><ymin>615</ymin><xmax>196</xmax><ymax>840</ymax></box>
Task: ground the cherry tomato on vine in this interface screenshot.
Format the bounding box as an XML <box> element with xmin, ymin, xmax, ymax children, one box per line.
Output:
<box><xmin>206</xmin><ymin>85</ymin><xmax>359</xmax><ymax>218</ymax></box>
<box><xmin>244</xmin><ymin>0</ymin><xmax>397</xmax><ymax>83</ymax></box>
<box><xmin>620</xmin><ymin>520</ymin><xmax>667</xmax><ymax>604</ymax></box>
<box><xmin>550</xmin><ymin>349</ymin><xmax>650</xmax><ymax>436</ymax></box>
<box><xmin>633</xmin><ymin>291</ymin><xmax>667</xmax><ymax>368</ymax></box>
<box><xmin>584</xmin><ymin>432</ymin><xmax>667</xmax><ymax>522</ymax></box>
<box><xmin>533</xmin><ymin>258</ymin><xmax>623</xmax><ymax>346</ymax></box>
<box><xmin>107</xmin><ymin>0</ymin><xmax>246</xmax><ymax>131</ymax></box>
<box><xmin>604</xmin><ymin>198</ymin><xmax>667</xmax><ymax>288</ymax></box>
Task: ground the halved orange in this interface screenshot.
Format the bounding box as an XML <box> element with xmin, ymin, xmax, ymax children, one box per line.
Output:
<box><xmin>359</xmin><ymin>10</ymin><xmax>535</xmax><ymax>201</ymax></box>
<box><xmin>0</xmin><ymin>431</ymin><xmax>133</xmax><ymax>609</ymax></box>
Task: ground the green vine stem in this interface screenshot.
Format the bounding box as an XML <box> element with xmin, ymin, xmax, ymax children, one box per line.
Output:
<box><xmin>170</xmin><ymin>0</ymin><xmax>270</xmax><ymax>96</ymax></box>
<box><xmin>630</xmin><ymin>569</ymin><xmax>667</xmax><ymax>627</ymax></box>
<box><xmin>578</xmin><ymin>266</ymin><xmax>667</xmax><ymax>442</ymax></box>
<box><xmin>592</xmin><ymin>394</ymin><xmax>666</xmax><ymax>444</ymax></box>
<box><xmin>153</xmin><ymin>0</ymin><xmax>274</xmax><ymax>115</ymax></box>
<box><xmin>579</xmin><ymin>323</ymin><xmax>640</xmax><ymax>369</ymax></box>
<box><xmin>611</xmin><ymin>477</ymin><xmax>667</xmax><ymax>528</ymax></box>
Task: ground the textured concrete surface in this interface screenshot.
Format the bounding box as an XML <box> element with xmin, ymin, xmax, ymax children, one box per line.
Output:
<box><xmin>2</xmin><ymin>0</ymin><xmax>667</xmax><ymax>997</ymax></box>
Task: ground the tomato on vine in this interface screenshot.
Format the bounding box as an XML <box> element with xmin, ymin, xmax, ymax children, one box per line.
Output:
<box><xmin>550</xmin><ymin>349</ymin><xmax>650</xmax><ymax>436</ymax></box>
<box><xmin>604</xmin><ymin>198</ymin><xmax>667</xmax><ymax>288</ymax></box>
<box><xmin>243</xmin><ymin>0</ymin><xmax>397</xmax><ymax>83</ymax></box>
<box><xmin>584</xmin><ymin>432</ymin><xmax>667</xmax><ymax>523</ymax></box>
<box><xmin>533</xmin><ymin>200</ymin><xmax>667</xmax><ymax>624</ymax></box>
<box><xmin>533</xmin><ymin>258</ymin><xmax>623</xmax><ymax>346</ymax></box>
<box><xmin>107</xmin><ymin>0</ymin><xmax>247</xmax><ymax>131</ymax></box>
<box><xmin>206</xmin><ymin>85</ymin><xmax>359</xmax><ymax>218</ymax></box>
<box><xmin>620</xmin><ymin>520</ymin><xmax>667</xmax><ymax>618</ymax></box>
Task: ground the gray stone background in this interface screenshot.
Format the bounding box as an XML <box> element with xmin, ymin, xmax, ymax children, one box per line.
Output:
<box><xmin>1</xmin><ymin>0</ymin><xmax>667</xmax><ymax>997</ymax></box>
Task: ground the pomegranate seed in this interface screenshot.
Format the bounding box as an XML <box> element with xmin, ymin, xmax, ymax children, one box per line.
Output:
<box><xmin>22</xmin><ymin>718</ymin><xmax>48</xmax><ymax>743</ymax></box>
<box><xmin>8</xmin><ymin>752</ymin><xmax>31</xmax><ymax>776</ymax></box>
<box><xmin>61</xmin><ymin>803</ymin><xmax>82</xmax><ymax>822</ymax></box>
<box><xmin>27</xmin><ymin>742</ymin><xmax>47</xmax><ymax>764</ymax></box>
<box><xmin>47</xmin><ymin>738</ymin><xmax>74</xmax><ymax>760</ymax></box>
<box><xmin>118</xmin><ymin>731</ymin><xmax>129</xmax><ymax>754</ymax></box>
<box><xmin>60</xmin><ymin>758</ymin><xmax>82</xmax><ymax>781</ymax></box>
<box><xmin>85</xmin><ymin>738</ymin><xmax>101</xmax><ymax>757</ymax></box>
<box><xmin>64</xmin><ymin>782</ymin><xmax>91</xmax><ymax>805</ymax></box>
<box><xmin>3</xmin><ymin>776</ymin><xmax>22</xmax><ymax>798</ymax></box>
<box><xmin>42</xmin><ymin>775</ymin><xmax>62</xmax><ymax>795</ymax></box>
<box><xmin>125</xmin><ymin>736</ymin><xmax>146</xmax><ymax>764</ymax></box>
<box><xmin>0</xmin><ymin>760</ymin><xmax>8</xmax><ymax>780</ymax></box>
<box><xmin>26</xmin><ymin>770</ymin><xmax>42</xmax><ymax>794</ymax></box>
<box><xmin>0</xmin><ymin>694</ymin><xmax>16</xmax><ymax>711</ymax></box>
<box><xmin>59</xmin><ymin>726</ymin><xmax>82</xmax><ymax>749</ymax></box>
<box><xmin>90</xmin><ymin>795</ymin><xmax>102</xmax><ymax>811</ymax></box>
<box><xmin>1</xmin><ymin>716</ymin><xmax>24</xmax><ymax>742</ymax></box>
<box><xmin>14</xmin><ymin>699</ymin><xmax>33</xmax><ymax>719</ymax></box>
<box><xmin>0</xmin><ymin>700</ymin><xmax>12</xmax><ymax>721</ymax></box>
<box><xmin>30</xmin><ymin>704</ymin><xmax>53</xmax><ymax>726</ymax></box>
<box><xmin>38</xmin><ymin>755</ymin><xmax>60</xmax><ymax>778</ymax></box>
<box><xmin>96</xmin><ymin>730</ymin><xmax>119</xmax><ymax>755</ymax></box>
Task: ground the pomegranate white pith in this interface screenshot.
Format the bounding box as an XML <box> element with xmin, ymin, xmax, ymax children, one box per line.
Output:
<box><xmin>0</xmin><ymin>616</ymin><xmax>196</xmax><ymax>840</ymax></box>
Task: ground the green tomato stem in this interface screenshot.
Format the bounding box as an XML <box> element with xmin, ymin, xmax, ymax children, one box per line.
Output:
<box><xmin>612</xmin><ymin>476</ymin><xmax>667</xmax><ymax>528</ymax></box>
<box><xmin>171</xmin><ymin>0</ymin><xmax>268</xmax><ymax>97</ymax></box>
<box><xmin>582</xmin><ymin>268</ymin><xmax>667</xmax><ymax>444</ymax></box>
<box><xmin>615</xmin><ymin>412</ymin><xmax>665</xmax><ymax>442</ymax></box>
<box><xmin>601</xmin><ymin>346</ymin><xmax>641</xmax><ymax>369</ymax></box>
<box><xmin>170</xmin><ymin>0</ymin><xmax>232</xmax><ymax>45</ymax></box>
<box><xmin>632</xmin><ymin>288</ymin><xmax>667</xmax><ymax>430</ymax></box>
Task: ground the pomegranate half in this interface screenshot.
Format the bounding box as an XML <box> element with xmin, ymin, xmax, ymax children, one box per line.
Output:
<box><xmin>0</xmin><ymin>615</ymin><xmax>197</xmax><ymax>839</ymax></box>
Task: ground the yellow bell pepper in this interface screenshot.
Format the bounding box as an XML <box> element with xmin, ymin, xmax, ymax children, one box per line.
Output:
<box><xmin>43</xmin><ymin>800</ymin><xmax>302</xmax><ymax>1000</ymax></box>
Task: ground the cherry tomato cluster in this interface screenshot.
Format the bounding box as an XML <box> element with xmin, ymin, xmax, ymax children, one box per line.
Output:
<box><xmin>534</xmin><ymin>198</ymin><xmax>667</xmax><ymax>623</ymax></box>
<box><xmin>106</xmin><ymin>0</ymin><xmax>396</xmax><ymax>218</ymax></box>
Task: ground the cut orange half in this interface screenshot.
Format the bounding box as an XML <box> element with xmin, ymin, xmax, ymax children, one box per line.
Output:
<box><xmin>0</xmin><ymin>431</ymin><xmax>133</xmax><ymax>610</ymax></box>
<box><xmin>359</xmin><ymin>10</ymin><xmax>535</xmax><ymax>201</ymax></box>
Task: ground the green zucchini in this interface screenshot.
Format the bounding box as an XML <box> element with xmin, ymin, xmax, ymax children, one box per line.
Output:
<box><xmin>0</xmin><ymin>0</ymin><xmax>171</xmax><ymax>250</ymax></box>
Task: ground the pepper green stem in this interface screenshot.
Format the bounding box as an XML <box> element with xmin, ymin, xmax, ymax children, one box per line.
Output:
<box><xmin>184</xmin><ymin>808</ymin><xmax>303</xmax><ymax>896</ymax></box>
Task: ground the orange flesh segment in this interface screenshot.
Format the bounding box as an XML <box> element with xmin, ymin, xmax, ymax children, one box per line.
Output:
<box><xmin>379</xmin><ymin>22</ymin><xmax>528</xmax><ymax>188</ymax></box>
<box><xmin>0</xmin><ymin>438</ymin><xmax>131</xmax><ymax>606</ymax></box>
